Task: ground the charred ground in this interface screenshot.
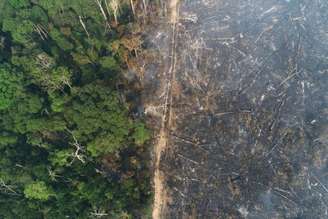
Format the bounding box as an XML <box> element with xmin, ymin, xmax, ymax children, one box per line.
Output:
<box><xmin>143</xmin><ymin>0</ymin><xmax>328</xmax><ymax>218</ymax></box>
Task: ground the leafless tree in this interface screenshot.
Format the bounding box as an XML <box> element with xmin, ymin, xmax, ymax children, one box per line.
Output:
<box><xmin>66</xmin><ymin>129</ymin><xmax>86</xmax><ymax>165</ymax></box>
<box><xmin>48</xmin><ymin>168</ymin><xmax>63</xmax><ymax>182</ymax></box>
<box><xmin>90</xmin><ymin>208</ymin><xmax>108</xmax><ymax>218</ymax></box>
<box><xmin>33</xmin><ymin>24</ymin><xmax>48</xmax><ymax>40</ymax></box>
<box><xmin>0</xmin><ymin>178</ymin><xmax>17</xmax><ymax>195</ymax></box>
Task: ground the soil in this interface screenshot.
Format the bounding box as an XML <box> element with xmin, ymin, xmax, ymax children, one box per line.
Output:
<box><xmin>152</xmin><ymin>1</ymin><xmax>180</xmax><ymax>218</ymax></box>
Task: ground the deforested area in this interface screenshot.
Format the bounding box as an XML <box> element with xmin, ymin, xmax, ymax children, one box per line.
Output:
<box><xmin>142</xmin><ymin>0</ymin><xmax>328</xmax><ymax>218</ymax></box>
<box><xmin>1</xmin><ymin>0</ymin><xmax>328</xmax><ymax>218</ymax></box>
<box><xmin>0</xmin><ymin>0</ymin><xmax>153</xmax><ymax>218</ymax></box>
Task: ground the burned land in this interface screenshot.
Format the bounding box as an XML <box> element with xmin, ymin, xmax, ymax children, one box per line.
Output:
<box><xmin>142</xmin><ymin>0</ymin><xmax>328</xmax><ymax>218</ymax></box>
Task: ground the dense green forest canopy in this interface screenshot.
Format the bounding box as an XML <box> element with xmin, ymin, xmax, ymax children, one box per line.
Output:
<box><xmin>0</xmin><ymin>0</ymin><xmax>151</xmax><ymax>218</ymax></box>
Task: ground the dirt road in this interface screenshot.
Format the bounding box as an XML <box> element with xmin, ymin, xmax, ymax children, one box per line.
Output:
<box><xmin>152</xmin><ymin>0</ymin><xmax>180</xmax><ymax>218</ymax></box>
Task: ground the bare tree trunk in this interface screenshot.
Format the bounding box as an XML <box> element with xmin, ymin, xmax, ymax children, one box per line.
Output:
<box><xmin>109</xmin><ymin>0</ymin><xmax>120</xmax><ymax>25</ymax></box>
<box><xmin>33</xmin><ymin>24</ymin><xmax>48</xmax><ymax>40</ymax></box>
<box><xmin>130</xmin><ymin>0</ymin><xmax>135</xmax><ymax>16</ymax></box>
<box><xmin>79</xmin><ymin>16</ymin><xmax>90</xmax><ymax>38</ymax></box>
<box><xmin>104</xmin><ymin>0</ymin><xmax>111</xmax><ymax>20</ymax></box>
<box><xmin>143</xmin><ymin>0</ymin><xmax>147</xmax><ymax>15</ymax></box>
<box><xmin>95</xmin><ymin>0</ymin><xmax>110</xmax><ymax>28</ymax></box>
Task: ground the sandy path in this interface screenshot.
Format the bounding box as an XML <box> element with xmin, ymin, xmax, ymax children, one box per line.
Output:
<box><xmin>152</xmin><ymin>1</ymin><xmax>180</xmax><ymax>218</ymax></box>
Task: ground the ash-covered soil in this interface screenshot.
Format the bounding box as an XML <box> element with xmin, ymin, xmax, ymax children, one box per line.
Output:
<box><xmin>143</xmin><ymin>0</ymin><xmax>328</xmax><ymax>218</ymax></box>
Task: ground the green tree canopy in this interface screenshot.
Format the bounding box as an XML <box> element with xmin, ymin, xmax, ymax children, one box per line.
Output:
<box><xmin>0</xmin><ymin>64</ymin><xmax>22</xmax><ymax>110</ymax></box>
<box><xmin>24</xmin><ymin>181</ymin><xmax>54</xmax><ymax>201</ymax></box>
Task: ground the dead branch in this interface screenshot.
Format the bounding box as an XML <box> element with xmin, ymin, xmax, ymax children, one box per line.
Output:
<box><xmin>173</xmin><ymin>186</ymin><xmax>186</xmax><ymax>198</ymax></box>
<box><xmin>170</xmin><ymin>133</ymin><xmax>209</xmax><ymax>153</ymax></box>
<box><xmin>177</xmin><ymin>153</ymin><xmax>199</xmax><ymax>165</ymax></box>
<box><xmin>313</xmin><ymin>174</ymin><xmax>328</xmax><ymax>194</ymax></box>
<box><xmin>279</xmin><ymin>69</ymin><xmax>300</xmax><ymax>87</ymax></box>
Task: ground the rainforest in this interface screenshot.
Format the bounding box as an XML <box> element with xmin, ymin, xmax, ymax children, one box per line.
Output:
<box><xmin>0</xmin><ymin>0</ymin><xmax>152</xmax><ymax>218</ymax></box>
